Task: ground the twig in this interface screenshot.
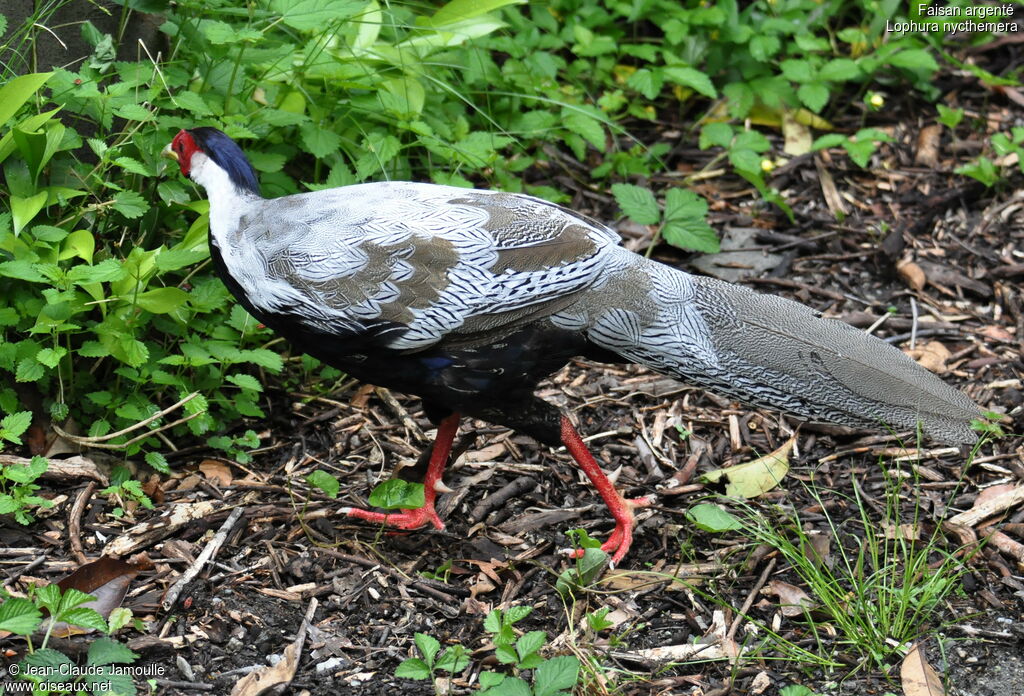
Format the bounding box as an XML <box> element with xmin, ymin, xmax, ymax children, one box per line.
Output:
<box><xmin>53</xmin><ymin>392</ymin><xmax>202</xmax><ymax>449</ymax></box>
<box><xmin>68</xmin><ymin>482</ymin><xmax>97</xmax><ymax>565</ymax></box>
<box><xmin>727</xmin><ymin>557</ymin><xmax>776</xmax><ymax>642</ymax></box>
<box><xmin>162</xmin><ymin>506</ymin><xmax>244</xmax><ymax>610</ymax></box>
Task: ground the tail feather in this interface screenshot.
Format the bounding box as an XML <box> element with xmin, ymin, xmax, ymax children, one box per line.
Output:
<box><xmin>577</xmin><ymin>256</ymin><xmax>980</xmax><ymax>445</ymax></box>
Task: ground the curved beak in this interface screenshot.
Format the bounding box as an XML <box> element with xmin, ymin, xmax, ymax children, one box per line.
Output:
<box><xmin>161</xmin><ymin>143</ymin><xmax>178</xmax><ymax>162</ymax></box>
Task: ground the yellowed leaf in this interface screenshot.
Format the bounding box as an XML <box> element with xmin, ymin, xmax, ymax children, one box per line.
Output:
<box><xmin>700</xmin><ymin>437</ymin><xmax>794</xmax><ymax>498</ymax></box>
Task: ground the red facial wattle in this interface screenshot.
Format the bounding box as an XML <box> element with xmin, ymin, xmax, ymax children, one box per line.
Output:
<box><xmin>169</xmin><ymin>130</ymin><xmax>200</xmax><ymax>176</ymax></box>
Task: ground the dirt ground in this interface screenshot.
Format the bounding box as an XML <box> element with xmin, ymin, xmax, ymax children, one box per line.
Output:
<box><xmin>3</xmin><ymin>49</ymin><xmax>1024</xmax><ymax>696</ymax></box>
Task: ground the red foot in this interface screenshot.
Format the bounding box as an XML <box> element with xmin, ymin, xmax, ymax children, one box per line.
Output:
<box><xmin>561</xmin><ymin>416</ymin><xmax>654</xmax><ymax>566</ymax></box>
<box><xmin>341</xmin><ymin>413</ymin><xmax>459</xmax><ymax>535</ymax></box>
<box><xmin>341</xmin><ymin>502</ymin><xmax>444</xmax><ymax>531</ymax></box>
<box><xmin>568</xmin><ymin>495</ymin><xmax>656</xmax><ymax>565</ymax></box>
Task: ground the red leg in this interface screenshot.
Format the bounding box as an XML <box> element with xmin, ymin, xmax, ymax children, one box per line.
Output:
<box><xmin>561</xmin><ymin>416</ymin><xmax>654</xmax><ymax>566</ymax></box>
<box><xmin>341</xmin><ymin>412</ymin><xmax>460</xmax><ymax>531</ymax></box>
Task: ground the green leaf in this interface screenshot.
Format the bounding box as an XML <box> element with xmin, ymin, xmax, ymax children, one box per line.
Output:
<box><xmin>300</xmin><ymin>123</ymin><xmax>341</xmax><ymax>158</ymax></box>
<box><xmin>114</xmin><ymin>156</ymin><xmax>154</xmax><ymax>176</ymax></box>
<box><xmin>155</xmin><ymin>248</ymin><xmax>207</xmax><ymax>272</ymax></box>
<box><xmin>0</xmin><ymin>597</ymin><xmax>43</xmax><ymax>635</ymax></box>
<box><xmin>226</xmin><ymin>373</ymin><xmax>262</xmax><ymax>392</ymax></box>
<box><xmin>172</xmin><ymin>91</ymin><xmax>214</xmax><ymax>116</ymax></box>
<box><xmin>627</xmin><ymin>68</ymin><xmax>663</xmax><ymax>100</ymax></box>
<box><xmin>888</xmin><ymin>49</ymin><xmax>938</xmax><ymax>72</ymax></box>
<box><xmin>662</xmin><ymin>66</ymin><xmax>717</xmax><ymax>98</ymax></box>
<box><xmin>434</xmin><ymin>645</ymin><xmax>469</xmax><ymax>673</ymax></box>
<box><xmin>611</xmin><ymin>183</ymin><xmax>659</xmax><ymax>225</ymax></box>
<box><xmin>748</xmin><ymin>35</ymin><xmax>781</xmax><ymax>61</ymax></box>
<box><xmin>414</xmin><ymin>632</ymin><xmax>441</xmax><ymax>665</ymax></box>
<box><xmin>516</xmin><ymin>630</ymin><xmax>546</xmax><ymax>662</ymax></box>
<box><xmin>505</xmin><ymin>605</ymin><xmax>532</xmax><ymax>624</ymax></box>
<box><xmin>68</xmin><ymin>259</ymin><xmax>126</xmax><ymax>285</ymax></box>
<box><xmin>563</xmin><ymin>111</ymin><xmax>605</xmax><ymax>150</ymax></box>
<box><xmin>367</xmin><ymin>479</ymin><xmax>424</xmax><ymax>510</ymax></box>
<box><xmin>482</xmin><ymin>676</ymin><xmax>532</xmax><ymax>696</ymax></box>
<box><xmin>134</xmin><ymin>287</ymin><xmax>189</xmax><ymax>313</ymax></box>
<box><xmin>15</xmin><ymin>357</ymin><xmax>45</xmax><ymax>382</ymax></box>
<box><xmin>112</xmin><ymin>190</ymin><xmax>149</xmax><ymax>219</ymax></box>
<box><xmin>87</xmin><ymin>637</ymin><xmax>138</xmax><ymax>666</ymax></box>
<box><xmin>10</xmin><ymin>191</ymin><xmax>48</xmax><ymax>236</ymax></box>
<box><xmin>937</xmin><ymin>104</ymin><xmax>964</xmax><ymax>129</ymax></box>
<box><xmin>270</xmin><ymin>0</ymin><xmax>364</xmax><ymax>31</ymax></box>
<box><xmin>0</xmin><ymin>73</ymin><xmax>52</xmax><ymax>128</ymax></box>
<box><xmin>780</xmin><ymin>59</ymin><xmax>814</xmax><ymax>83</ymax></box>
<box><xmin>306</xmin><ymin>469</ymin><xmax>340</xmax><ymax>498</ymax></box>
<box><xmin>395</xmin><ymin>657</ymin><xmax>431</xmax><ymax>680</ymax></box>
<box><xmin>699</xmin><ymin>122</ymin><xmax>733</xmax><ymax>150</ymax></box>
<box><xmin>818</xmin><ymin>58</ymin><xmax>860</xmax><ymax>82</ymax></box>
<box><xmin>797</xmin><ymin>82</ymin><xmax>829</xmax><ymax>113</ymax></box>
<box><xmin>34</xmin><ymin>347</ymin><xmax>67</xmax><ymax>368</ymax></box>
<box><xmin>1</xmin><ymin>411</ymin><xmax>33</xmax><ymax>443</ymax></box>
<box><xmin>0</xmin><ymin>260</ymin><xmax>46</xmax><ymax>282</ymax></box>
<box><xmin>58</xmin><ymin>606</ymin><xmax>108</xmax><ymax>632</ymax></box>
<box><xmin>495</xmin><ymin>643</ymin><xmax>518</xmax><ymax>664</ymax></box>
<box><xmin>663</xmin><ymin>218</ymin><xmax>719</xmax><ymax>253</ymax></box>
<box><xmin>686</xmin><ymin>503</ymin><xmax>743</xmax><ymax>532</ymax></box>
<box><xmin>145</xmin><ymin>451</ymin><xmax>170</xmax><ymax>474</ymax></box>
<box><xmin>662</xmin><ymin>189</ymin><xmax>719</xmax><ymax>253</ymax></box>
<box><xmin>428</xmin><ymin>0</ymin><xmax>524</xmax><ymax>26</ymax></box>
<box><xmin>61</xmin><ymin>229</ymin><xmax>95</xmax><ymax>263</ymax></box>
<box><xmin>533</xmin><ymin>655</ymin><xmax>580</xmax><ymax>696</ymax></box>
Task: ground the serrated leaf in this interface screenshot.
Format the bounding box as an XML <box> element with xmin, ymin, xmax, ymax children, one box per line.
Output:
<box><xmin>15</xmin><ymin>357</ymin><xmax>45</xmax><ymax>382</ymax></box>
<box><xmin>87</xmin><ymin>637</ymin><xmax>138</xmax><ymax>666</ymax></box>
<box><xmin>0</xmin><ymin>597</ymin><xmax>43</xmax><ymax>635</ymax></box>
<box><xmin>394</xmin><ymin>657</ymin><xmax>431</xmax><ymax>680</ymax></box>
<box><xmin>112</xmin><ymin>191</ymin><xmax>148</xmax><ymax>219</ymax></box>
<box><xmin>145</xmin><ymin>451</ymin><xmax>170</xmax><ymax>474</ymax></box>
<box><xmin>626</xmin><ymin>68</ymin><xmax>663</xmax><ymax>99</ymax></box>
<box><xmin>482</xmin><ymin>676</ymin><xmax>532</xmax><ymax>696</ymax></box>
<box><xmin>663</xmin><ymin>66</ymin><xmax>717</xmax><ymax>98</ymax></box>
<box><xmin>34</xmin><ymin>347</ymin><xmax>67</xmax><ymax>368</ymax></box>
<box><xmin>748</xmin><ymin>34</ymin><xmax>781</xmax><ymax>61</ymax></box>
<box><xmin>299</xmin><ymin>122</ymin><xmax>341</xmax><ymax>158</ymax></box>
<box><xmin>114</xmin><ymin>156</ymin><xmax>154</xmax><ymax>177</ymax></box>
<box><xmin>663</xmin><ymin>217</ymin><xmax>720</xmax><ymax>252</ymax></box>
<box><xmin>68</xmin><ymin>259</ymin><xmax>126</xmax><ymax>285</ymax></box>
<box><xmin>818</xmin><ymin>58</ymin><xmax>860</xmax><ymax>82</ymax></box>
<box><xmin>699</xmin><ymin>122</ymin><xmax>733</xmax><ymax>150</ymax></box>
<box><xmin>226</xmin><ymin>373</ymin><xmax>262</xmax><ymax>393</ymax></box>
<box><xmin>172</xmin><ymin>90</ymin><xmax>214</xmax><ymax>116</ymax></box>
<box><xmin>1</xmin><ymin>411</ymin><xmax>33</xmax><ymax>441</ymax></box>
<box><xmin>516</xmin><ymin>630</ymin><xmax>547</xmax><ymax>661</ymax></box>
<box><xmin>368</xmin><ymin>479</ymin><xmax>424</xmax><ymax>510</ymax></box>
<box><xmin>797</xmin><ymin>82</ymin><xmax>829</xmax><ymax>113</ymax></box>
<box><xmin>563</xmin><ymin>111</ymin><xmax>606</xmax><ymax>150</ymax></box>
<box><xmin>533</xmin><ymin>655</ymin><xmax>580</xmax><ymax>696</ymax></box>
<box><xmin>414</xmin><ymin>632</ymin><xmax>441</xmax><ymax>664</ymax></box>
<box><xmin>611</xmin><ymin>183</ymin><xmax>660</xmax><ymax>225</ymax></box>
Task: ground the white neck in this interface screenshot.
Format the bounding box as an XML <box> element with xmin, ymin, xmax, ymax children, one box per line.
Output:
<box><xmin>189</xmin><ymin>152</ymin><xmax>259</xmax><ymax>246</ymax></box>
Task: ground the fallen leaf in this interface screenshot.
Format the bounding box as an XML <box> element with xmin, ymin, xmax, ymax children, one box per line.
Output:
<box><xmin>914</xmin><ymin>124</ymin><xmax>942</xmax><ymax>167</ymax></box>
<box><xmin>200</xmin><ymin>459</ymin><xmax>233</xmax><ymax>487</ymax></box>
<box><xmin>764</xmin><ymin>579</ymin><xmax>816</xmax><ymax>617</ymax></box>
<box><xmin>906</xmin><ymin>341</ymin><xmax>951</xmax><ymax>374</ymax></box>
<box><xmin>901</xmin><ymin>643</ymin><xmax>945</xmax><ymax>696</ymax></box>
<box><xmin>896</xmin><ymin>259</ymin><xmax>927</xmax><ymax>291</ymax></box>
<box><xmin>700</xmin><ymin>437</ymin><xmax>794</xmax><ymax>498</ymax></box>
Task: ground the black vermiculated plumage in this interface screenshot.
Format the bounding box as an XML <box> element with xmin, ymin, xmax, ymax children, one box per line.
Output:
<box><xmin>164</xmin><ymin>128</ymin><xmax>982</xmax><ymax>563</ymax></box>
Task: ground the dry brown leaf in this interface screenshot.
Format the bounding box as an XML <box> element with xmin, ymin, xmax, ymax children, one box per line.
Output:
<box><xmin>464</xmin><ymin>443</ymin><xmax>506</xmax><ymax>462</ymax></box>
<box><xmin>47</xmin><ymin>557</ymin><xmax>141</xmax><ymax>638</ymax></box>
<box><xmin>896</xmin><ymin>259</ymin><xmax>927</xmax><ymax>291</ymax></box>
<box><xmin>906</xmin><ymin>341</ymin><xmax>952</xmax><ymax>374</ymax></box>
<box><xmin>915</xmin><ymin>124</ymin><xmax>942</xmax><ymax>167</ymax></box>
<box><xmin>901</xmin><ymin>643</ymin><xmax>945</xmax><ymax>696</ymax></box>
<box><xmin>199</xmin><ymin>459</ymin><xmax>233</xmax><ymax>487</ymax></box>
<box><xmin>764</xmin><ymin>579</ymin><xmax>816</xmax><ymax>617</ymax></box>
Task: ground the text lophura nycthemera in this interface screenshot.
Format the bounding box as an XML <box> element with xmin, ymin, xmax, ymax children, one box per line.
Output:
<box><xmin>164</xmin><ymin>127</ymin><xmax>981</xmax><ymax>565</ymax></box>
